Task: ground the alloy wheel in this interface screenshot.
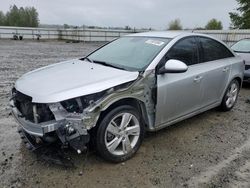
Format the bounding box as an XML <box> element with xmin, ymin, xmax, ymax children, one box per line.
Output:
<box><xmin>104</xmin><ymin>112</ymin><xmax>140</xmax><ymax>156</ymax></box>
<box><xmin>225</xmin><ymin>82</ymin><xmax>238</xmax><ymax>108</ymax></box>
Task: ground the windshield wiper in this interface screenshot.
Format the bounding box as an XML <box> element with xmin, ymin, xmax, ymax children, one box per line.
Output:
<box><xmin>81</xmin><ymin>57</ymin><xmax>126</xmax><ymax>70</ymax></box>
<box><xmin>93</xmin><ymin>60</ymin><xmax>126</xmax><ymax>70</ymax></box>
<box><xmin>233</xmin><ymin>50</ymin><xmax>250</xmax><ymax>53</ymax></box>
<box><xmin>82</xmin><ymin>57</ymin><xmax>94</xmax><ymax>63</ymax></box>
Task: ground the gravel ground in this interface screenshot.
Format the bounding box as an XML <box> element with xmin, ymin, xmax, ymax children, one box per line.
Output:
<box><xmin>0</xmin><ymin>40</ymin><xmax>250</xmax><ymax>188</ymax></box>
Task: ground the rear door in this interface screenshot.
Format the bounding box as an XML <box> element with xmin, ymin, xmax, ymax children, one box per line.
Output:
<box><xmin>155</xmin><ymin>37</ymin><xmax>203</xmax><ymax>126</ymax></box>
<box><xmin>197</xmin><ymin>37</ymin><xmax>234</xmax><ymax>106</ymax></box>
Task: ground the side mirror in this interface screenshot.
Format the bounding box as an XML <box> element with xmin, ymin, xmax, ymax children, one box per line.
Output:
<box><xmin>158</xmin><ymin>59</ymin><xmax>188</xmax><ymax>74</ymax></box>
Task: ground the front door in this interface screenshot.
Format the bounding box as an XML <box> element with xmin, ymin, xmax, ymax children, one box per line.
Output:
<box><xmin>155</xmin><ymin>37</ymin><xmax>202</xmax><ymax>126</ymax></box>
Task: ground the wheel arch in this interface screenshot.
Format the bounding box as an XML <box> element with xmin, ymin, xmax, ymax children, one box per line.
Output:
<box><xmin>97</xmin><ymin>97</ymin><xmax>149</xmax><ymax>128</ymax></box>
<box><xmin>233</xmin><ymin>76</ymin><xmax>242</xmax><ymax>87</ymax></box>
<box><xmin>226</xmin><ymin>76</ymin><xmax>242</xmax><ymax>93</ymax></box>
<box><xmin>220</xmin><ymin>76</ymin><xmax>242</xmax><ymax>102</ymax></box>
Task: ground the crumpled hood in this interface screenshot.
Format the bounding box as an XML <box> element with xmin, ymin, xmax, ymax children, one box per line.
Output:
<box><xmin>15</xmin><ymin>60</ymin><xmax>139</xmax><ymax>103</ymax></box>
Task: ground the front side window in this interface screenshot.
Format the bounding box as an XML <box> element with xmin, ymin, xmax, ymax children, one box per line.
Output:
<box><xmin>231</xmin><ymin>39</ymin><xmax>250</xmax><ymax>53</ymax></box>
<box><xmin>199</xmin><ymin>37</ymin><xmax>234</xmax><ymax>62</ymax></box>
<box><xmin>164</xmin><ymin>37</ymin><xmax>199</xmax><ymax>66</ymax></box>
<box><xmin>88</xmin><ymin>36</ymin><xmax>171</xmax><ymax>71</ymax></box>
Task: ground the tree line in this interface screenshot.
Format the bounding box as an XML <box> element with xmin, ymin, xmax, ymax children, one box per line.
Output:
<box><xmin>168</xmin><ymin>0</ymin><xmax>249</xmax><ymax>30</ymax></box>
<box><xmin>0</xmin><ymin>5</ymin><xmax>39</xmax><ymax>27</ymax></box>
<box><xmin>0</xmin><ymin>0</ymin><xmax>249</xmax><ymax>30</ymax></box>
<box><xmin>230</xmin><ymin>0</ymin><xmax>249</xmax><ymax>29</ymax></box>
<box><xmin>167</xmin><ymin>18</ymin><xmax>223</xmax><ymax>30</ymax></box>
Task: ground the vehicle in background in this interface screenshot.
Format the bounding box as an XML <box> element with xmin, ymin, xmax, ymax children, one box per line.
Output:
<box><xmin>10</xmin><ymin>32</ymin><xmax>244</xmax><ymax>162</ymax></box>
<box><xmin>231</xmin><ymin>38</ymin><xmax>250</xmax><ymax>82</ymax></box>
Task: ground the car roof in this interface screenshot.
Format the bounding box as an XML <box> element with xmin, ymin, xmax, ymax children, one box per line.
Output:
<box><xmin>127</xmin><ymin>31</ymin><xmax>227</xmax><ymax>41</ymax></box>
<box><xmin>127</xmin><ymin>31</ymin><xmax>230</xmax><ymax>47</ymax></box>
<box><xmin>127</xmin><ymin>31</ymin><xmax>191</xmax><ymax>39</ymax></box>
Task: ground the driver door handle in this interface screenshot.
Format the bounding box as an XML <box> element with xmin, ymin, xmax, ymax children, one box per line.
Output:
<box><xmin>194</xmin><ymin>76</ymin><xmax>203</xmax><ymax>83</ymax></box>
<box><xmin>223</xmin><ymin>67</ymin><xmax>230</xmax><ymax>72</ymax></box>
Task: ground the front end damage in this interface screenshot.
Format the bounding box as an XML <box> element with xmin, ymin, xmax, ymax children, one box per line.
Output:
<box><xmin>10</xmin><ymin>89</ymin><xmax>94</xmax><ymax>153</ymax></box>
<box><xmin>10</xmin><ymin>71</ymin><xmax>156</xmax><ymax>154</ymax></box>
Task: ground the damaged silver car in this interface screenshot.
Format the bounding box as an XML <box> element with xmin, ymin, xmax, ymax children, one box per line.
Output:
<box><xmin>10</xmin><ymin>32</ymin><xmax>244</xmax><ymax>162</ymax></box>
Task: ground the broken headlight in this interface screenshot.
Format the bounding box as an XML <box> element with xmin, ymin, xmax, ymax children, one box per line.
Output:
<box><xmin>61</xmin><ymin>98</ymin><xmax>81</xmax><ymax>113</ymax></box>
<box><xmin>61</xmin><ymin>90</ymin><xmax>106</xmax><ymax>113</ymax></box>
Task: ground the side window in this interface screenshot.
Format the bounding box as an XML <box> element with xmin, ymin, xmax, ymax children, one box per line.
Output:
<box><xmin>165</xmin><ymin>37</ymin><xmax>199</xmax><ymax>66</ymax></box>
<box><xmin>199</xmin><ymin>37</ymin><xmax>234</xmax><ymax>62</ymax></box>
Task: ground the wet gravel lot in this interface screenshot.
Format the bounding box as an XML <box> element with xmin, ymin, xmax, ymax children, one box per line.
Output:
<box><xmin>0</xmin><ymin>40</ymin><xmax>250</xmax><ymax>188</ymax></box>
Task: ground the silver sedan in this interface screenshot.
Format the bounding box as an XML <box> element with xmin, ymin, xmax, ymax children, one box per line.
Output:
<box><xmin>11</xmin><ymin>32</ymin><xmax>244</xmax><ymax>162</ymax></box>
<box><xmin>231</xmin><ymin>38</ymin><xmax>250</xmax><ymax>82</ymax></box>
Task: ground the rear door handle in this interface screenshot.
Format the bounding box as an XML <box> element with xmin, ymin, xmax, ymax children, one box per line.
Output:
<box><xmin>194</xmin><ymin>76</ymin><xmax>203</xmax><ymax>83</ymax></box>
<box><xmin>223</xmin><ymin>67</ymin><xmax>230</xmax><ymax>72</ymax></box>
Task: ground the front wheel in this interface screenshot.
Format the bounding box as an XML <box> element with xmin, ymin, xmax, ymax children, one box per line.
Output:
<box><xmin>220</xmin><ymin>79</ymin><xmax>240</xmax><ymax>111</ymax></box>
<box><xmin>95</xmin><ymin>105</ymin><xmax>144</xmax><ymax>163</ymax></box>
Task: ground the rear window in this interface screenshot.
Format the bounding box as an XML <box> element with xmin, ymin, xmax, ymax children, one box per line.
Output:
<box><xmin>199</xmin><ymin>37</ymin><xmax>234</xmax><ymax>62</ymax></box>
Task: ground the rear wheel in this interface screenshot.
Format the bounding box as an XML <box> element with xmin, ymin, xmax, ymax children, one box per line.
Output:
<box><xmin>95</xmin><ymin>105</ymin><xmax>144</xmax><ymax>163</ymax></box>
<box><xmin>221</xmin><ymin>79</ymin><xmax>240</xmax><ymax>111</ymax></box>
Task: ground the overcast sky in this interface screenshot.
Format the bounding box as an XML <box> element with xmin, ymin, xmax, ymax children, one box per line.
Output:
<box><xmin>2</xmin><ymin>0</ymin><xmax>238</xmax><ymax>29</ymax></box>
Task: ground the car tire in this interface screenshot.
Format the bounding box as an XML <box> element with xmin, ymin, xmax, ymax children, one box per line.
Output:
<box><xmin>95</xmin><ymin>105</ymin><xmax>144</xmax><ymax>163</ymax></box>
<box><xmin>220</xmin><ymin>79</ymin><xmax>240</xmax><ymax>111</ymax></box>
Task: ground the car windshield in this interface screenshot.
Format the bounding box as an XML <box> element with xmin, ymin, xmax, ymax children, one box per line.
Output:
<box><xmin>231</xmin><ymin>39</ymin><xmax>250</xmax><ymax>53</ymax></box>
<box><xmin>87</xmin><ymin>36</ymin><xmax>171</xmax><ymax>71</ymax></box>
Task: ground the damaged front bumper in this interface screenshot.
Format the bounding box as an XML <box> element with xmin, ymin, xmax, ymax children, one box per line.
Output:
<box><xmin>11</xmin><ymin>100</ymin><xmax>64</xmax><ymax>136</ymax></box>
<box><xmin>10</xmin><ymin>99</ymin><xmax>90</xmax><ymax>153</ymax></box>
